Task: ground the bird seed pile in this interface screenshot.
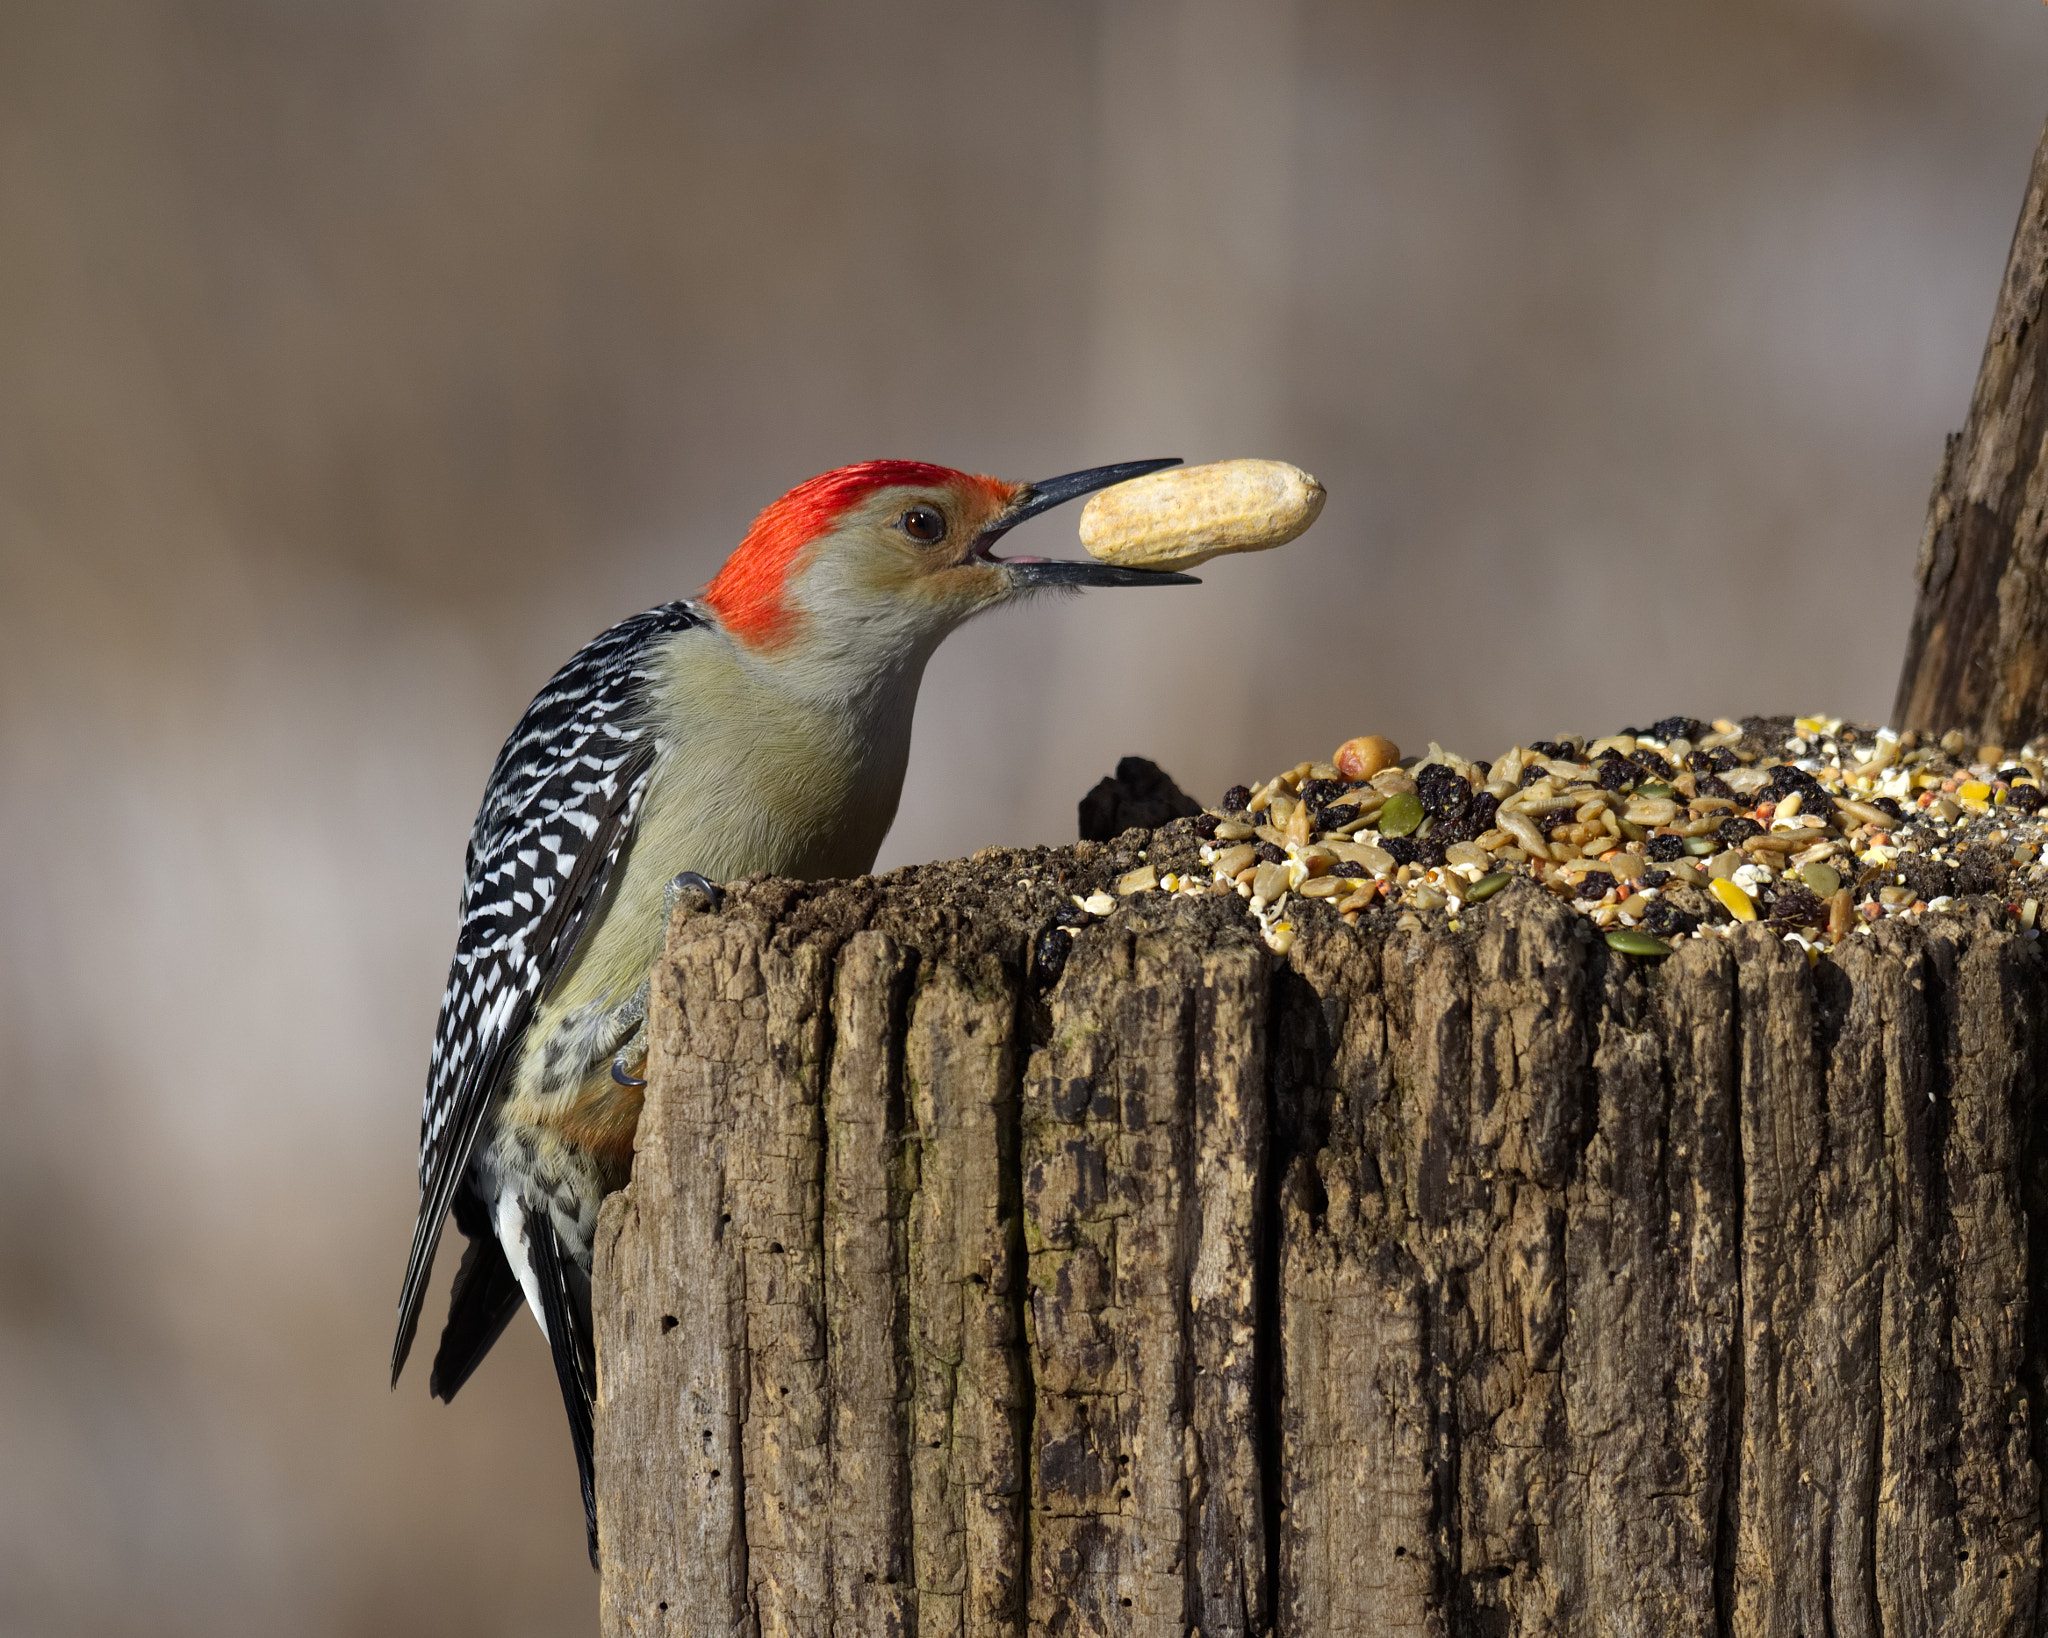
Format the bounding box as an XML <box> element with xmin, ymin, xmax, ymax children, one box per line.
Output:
<box><xmin>1106</xmin><ymin>716</ymin><xmax>2048</xmax><ymax>960</ymax></box>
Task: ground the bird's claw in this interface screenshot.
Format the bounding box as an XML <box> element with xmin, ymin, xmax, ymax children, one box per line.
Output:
<box><xmin>663</xmin><ymin>870</ymin><xmax>724</xmax><ymax>919</ymax></box>
<box><xmin>610</xmin><ymin>1051</ymin><xmax>647</xmax><ymax>1089</ymax></box>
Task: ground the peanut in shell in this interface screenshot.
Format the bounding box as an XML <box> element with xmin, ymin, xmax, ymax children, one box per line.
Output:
<box><xmin>1078</xmin><ymin>458</ymin><xmax>1325</xmax><ymax>570</ymax></box>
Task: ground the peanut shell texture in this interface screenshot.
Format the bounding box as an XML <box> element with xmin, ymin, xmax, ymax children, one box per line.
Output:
<box><xmin>1077</xmin><ymin>458</ymin><xmax>1325</xmax><ymax>570</ymax></box>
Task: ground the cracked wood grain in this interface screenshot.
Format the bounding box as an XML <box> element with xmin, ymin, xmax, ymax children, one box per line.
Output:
<box><xmin>900</xmin><ymin>947</ymin><xmax>1029</xmax><ymax>1637</ymax></box>
<box><xmin>592</xmin><ymin>848</ymin><xmax>2048</xmax><ymax>1638</ymax></box>
<box><xmin>1896</xmin><ymin>116</ymin><xmax>2048</xmax><ymax>745</ymax></box>
<box><xmin>1020</xmin><ymin>905</ymin><xmax>1269</xmax><ymax>1637</ymax></box>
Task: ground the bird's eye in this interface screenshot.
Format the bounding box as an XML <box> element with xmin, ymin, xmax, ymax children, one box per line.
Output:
<box><xmin>900</xmin><ymin>505</ymin><xmax>946</xmax><ymax>543</ymax></box>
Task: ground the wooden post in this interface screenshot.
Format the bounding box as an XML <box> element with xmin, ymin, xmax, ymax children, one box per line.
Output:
<box><xmin>592</xmin><ymin>837</ymin><xmax>2047</xmax><ymax>1637</ymax></box>
<box><xmin>1897</xmin><ymin>117</ymin><xmax>2048</xmax><ymax>746</ymax></box>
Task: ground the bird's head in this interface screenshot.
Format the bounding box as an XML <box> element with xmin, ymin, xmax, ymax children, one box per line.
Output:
<box><xmin>701</xmin><ymin>458</ymin><xmax>1193</xmax><ymax>672</ymax></box>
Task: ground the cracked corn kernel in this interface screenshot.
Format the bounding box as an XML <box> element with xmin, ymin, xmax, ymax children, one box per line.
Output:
<box><xmin>1711</xmin><ymin>877</ymin><xmax>1757</xmax><ymax>922</ymax></box>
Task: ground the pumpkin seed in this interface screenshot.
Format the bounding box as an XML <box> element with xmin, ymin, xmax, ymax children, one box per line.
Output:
<box><xmin>1464</xmin><ymin>871</ymin><xmax>1513</xmax><ymax>902</ymax></box>
<box><xmin>1798</xmin><ymin>861</ymin><xmax>1842</xmax><ymax>899</ymax></box>
<box><xmin>1377</xmin><ymin>791</ymin><xmax>1425</xmax><ymax>837</ymax></box>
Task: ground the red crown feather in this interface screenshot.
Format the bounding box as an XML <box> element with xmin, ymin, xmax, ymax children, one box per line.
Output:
<box><xmin>703</xmin><ymin>461</ymin><xmax>1010</xmax><ymax>648</ymax></box>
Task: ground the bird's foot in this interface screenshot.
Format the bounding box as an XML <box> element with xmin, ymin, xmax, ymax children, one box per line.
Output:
<box><xmin>663</xmin><ymin>870</ymin><xmax>724</xmax><ymax>919</ymax></box>
<box><xmin>590</xmin><ymin>978</ymin><xmax>650</xmax><ymax>1088</ymax></box>
<box><xmin>607</xmin><ymin>876</ymin><xmax>719</xmax><ymax>1089</ymax></box>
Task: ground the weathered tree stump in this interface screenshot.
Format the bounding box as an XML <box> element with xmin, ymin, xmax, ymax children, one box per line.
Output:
<box><xmin>1897</xmin><ymin>115</ymin><xmax>2048</xmax><ymax>746</ymax></box>
<box><xmin>592</xmin><ymin>827</ymin><xmax>2048</xmax><ymax>1637</ymax></box>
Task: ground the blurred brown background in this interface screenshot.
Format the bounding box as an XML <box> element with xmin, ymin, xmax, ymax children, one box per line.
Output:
<box><xmin>3</xmin><ymin>1</ymin><xmax>2045</xmax><ymax>1632</ymax></box>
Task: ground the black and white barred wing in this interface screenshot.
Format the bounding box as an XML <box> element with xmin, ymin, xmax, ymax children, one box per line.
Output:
<box><xmin>390</xmin><ymin>602</ymin><xmax>703</xmax><ymax>1383</ymax></box>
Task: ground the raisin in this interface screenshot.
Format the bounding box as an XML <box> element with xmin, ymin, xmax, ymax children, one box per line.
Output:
<box><xmin>1630</xmin><ymin>748</ymin><xmax>1676</xmax><ymax>781</ymax></box>
<box><xmin>1651</xmin><ymin>716</ymin><xmax>1705</xmax><ymax>744</ymax></box>
<box><xmin>1696</xmin><ymin>775</ymin><xmax>1738</xmax><ymax>802</ymax></box>
<box><xmin>1999</xmin><ymin>765</ymin><xmax>2031</xmax><ymax>784</ymax></box>
<box><xmin>1595</xmin><ymin>754</ymin><xmax>1635</xmax><ymax>792</ymax></box>
<box><xmin>1415</xmin><ymin>763</ymin><xmax>1472</xmax><ymax>821</ymax></box>
<box><xmin>1759</xmin><ymin>766</ymin><xmax>1832</xmax><ymax>820</ymax></box>
<box><xmin>1574</xmin><ymin>871</ymin><xmax>1613</xmax><ymax>901</ymax></box>
<box><xmin>1034</xmin><ymin>926</ymin><xmax>1072</xmax><ymax>984</ymax></box>
<box><xmin>1642</xmin><ymin>868</ymin><xmax>1672</xmax><ymax>889</ymax></box>
<box><xmin>1645</xmin><ymin>833</ymin><xmax>1687</xmax><ymax>862</ymax></box>
<box><xmin>1870</xmin><ymin>795</ymin><xmax>1906</xmax><ymax>824</ymax></box>
<box><xmin>1255</xmin><ymin>841</ymin><xmax>1286</xmax><ymax>864</ymax></box>
<box><xmin>1221</xmin><ymin>784</ymin><xmax>1252</xmax><ymax>813</ymax></box>
<box><xmin>1766</xmin><ymin>884</ymin><xmax>1824</xmax><ymax>925</ymax></box>
<box><xmin>1378</xmin><ymin>836</ymin><xmax>1421</xmax><ymax>866</ymax></box>
<box><xmin>1689</xmin><ymin>747</ymin><xmax>1736</xmax><ymax>774</ymax></box>
<box><xmin>1299</xmin><ymin>777</ymin><xmax>1345</xmax><ymax>810</ymax></box>
<box><xmin>1468</xmin><ymin>790</ymin><xmax>1501</xmax><ymax>832</ymax></box>
<box><xmin>1642</xmin><ymin>900</ymin><xmax>1700</xmax><ymax>937</ymax></box>
<box><xmin>1717</xmin><ymin>815</ymin><xmax>1763</xmax><ymax>847</ymax></box>
<box><xmin>1193</xmin><ymin>813</ymin><xmax>1220</xmax><ymax>840</ymax></box>
<box><xmin>1520</xmin><ymin>763</ymin><xmax>1547</xmax><ymax>788</ymax></box>
<box><xmin>1312</xmin><ymin>803</ymin><xmax>1360</xmax><ymax>832</ymax></box>
<box><xmin>1762</xmin><ymin>763</ymin><xmax>1817</xmax><ymax>801</ymax></box>
<box><xmin>1329</xmin><ymin>860</ymin><xmax>1368</xmax><ymax>879</ymax></box>
<box><xmin>2009</xmin><ymin>784</ymin><xmax>2045</xmax><ymax>813</ymax></box>
<box><xmin>1529</xmin><ymin>740</ymin><xmax>1571</xmax><ymax>760</ymax></box>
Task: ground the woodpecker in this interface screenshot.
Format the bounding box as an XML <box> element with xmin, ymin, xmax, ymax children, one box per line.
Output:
<box><xmin>390</xmin><ymin>458</ymin><xmax>1191</xmax><ymax>1562</ymax></box>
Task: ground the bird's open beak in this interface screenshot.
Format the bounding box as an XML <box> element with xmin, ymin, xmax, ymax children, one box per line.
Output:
<box><xmin>974</xmin><ymin>458</ymin><xmax>1201</xmax><ymax>587</ymax></box>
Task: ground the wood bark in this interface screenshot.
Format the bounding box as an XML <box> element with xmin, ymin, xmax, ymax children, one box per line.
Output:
<box><xmin>1897</xmin><ymin>116</ymin><xmax>2048</xmax><ymax>745</ymax></box>
<box><xmin>593</xmin><ymin>834</ymin><xmax>2048</xmax><ymax>1637</ymax></box>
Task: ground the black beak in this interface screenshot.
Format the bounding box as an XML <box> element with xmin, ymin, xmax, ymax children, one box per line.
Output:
<box><xmin>976</xmin><ymin>458</ymin><xmax>1201</xmax><ymax>587</ymax></box>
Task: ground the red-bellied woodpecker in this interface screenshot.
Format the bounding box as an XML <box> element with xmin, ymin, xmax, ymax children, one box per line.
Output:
<box><xmin>390</xmin><ymin>458</ymin><xmax>1191</xmax><ymax>1562</ymax></box>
